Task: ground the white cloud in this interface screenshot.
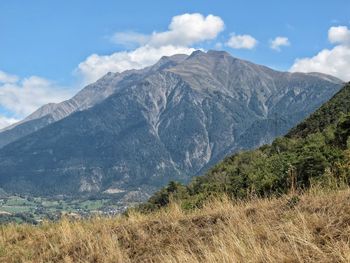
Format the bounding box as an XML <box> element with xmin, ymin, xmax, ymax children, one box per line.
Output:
<box><xmin>77</xmin><ymin>13</ymin><xmax>224</xmax><ymax>84</ymax></box>
<box><xmin>270</xmin><ymin>36</ymin><xmax>290</xmax><ymax>51</ymax></box>
<box><xmin>0</xmin><ymin>116</ymin><xmax>19</xmax><ymax>129</ymax></box>
<box><xmin>290</xmin><ymin>45</ymin><xmax>350</xmax><ymax>81</ymax></box>
<box><xmin>77</xmin><ymin>45</ymin><xmax>196</xmax><ymax>84</ymax></box>
<box><xmin>113</xmin><ymin>13</ymin><xmax>224</xmax><ymax>48</ymax></box>
<box><xmin>0</xmin><ymin>72</ymin><xmax>73</xmax><ymax>118</ymax></box>
<box><xmin>111</xmin><ymin>31</ymin><xmax>150</xmax><ymax>47</ymax></box>
<box><xmin>215</xmin><ymin>42</ymin><xmax>223</xmax><ymax>49</ymax></box>
<box><xmin>328</xmin><ymin>26</ymin><xmax>350</xmax><ymax>45</ymax></box>
<box><xmin>0</xmin><ymin>71</ymin><xmax>19</xmax><ymax>84</ymax></box>
<box><xmin>226</xmin><ymin>34</ymin><xmax>258</xmax><ymax>49</ymax></box>
<box><xmin>148</xmin><ymin>13</ymin><xmax>224</xmax><ymax>47</ymax></box>
<box><xmin>290</xmin><ymin>26</ymin><xmax>350</xmax><ymax>81</ymax></box>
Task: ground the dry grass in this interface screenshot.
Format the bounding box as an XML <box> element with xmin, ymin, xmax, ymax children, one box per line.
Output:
<box><xmin>1</xmin><ymin>188</ymin><xmax>350</xmax><ymax>263</ymax></box>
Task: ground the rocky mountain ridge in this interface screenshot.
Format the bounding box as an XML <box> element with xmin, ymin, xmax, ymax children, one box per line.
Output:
<box><xmin>0</xmin><ymin>50</ymin><xmax>343</xmax><ymax>201</ymax></box>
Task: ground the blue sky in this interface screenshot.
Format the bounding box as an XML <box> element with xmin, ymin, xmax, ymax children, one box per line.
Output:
<box><xmin>0</xmin><ymin>0</ymin><xmax>349</xmax><ymax>127</ymax></box>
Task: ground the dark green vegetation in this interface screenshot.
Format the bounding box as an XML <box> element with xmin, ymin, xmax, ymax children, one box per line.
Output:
<box><xmin>287</xmin><ymin>80</ymin><xmax>350</xmax><ymax>138</ymax></box>
<box><xmin>140</xmin><ymin>82</ymin><xmax>350</xmax><ymax>211</ymax></box>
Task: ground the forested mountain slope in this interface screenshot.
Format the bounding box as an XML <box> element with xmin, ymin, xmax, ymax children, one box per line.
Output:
<box><xmin>142</xmin><ymin>82</ymin><xmax>350</xmax><ymax>210</ymax></box>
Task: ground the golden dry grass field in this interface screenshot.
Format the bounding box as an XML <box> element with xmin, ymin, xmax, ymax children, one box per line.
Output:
<box><xmin>1</xmin><ymin>188</ymin><xmax>350</xmax><ymax>263</ymax></box>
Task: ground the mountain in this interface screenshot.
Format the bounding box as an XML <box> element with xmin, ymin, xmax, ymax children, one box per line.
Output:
<box><xmin>0</xmin><ymin>54</ymin><xmax>188</xmax><ymax>148</ymax></box>
<box><xmin>0</xmin><ymin>50</ymin><xmax>343</xmax><ymax>199</ymax></box>
<box><xmin>142</xmin><ymin>82</ymin><xmax>350</xmax><ymax>211</ymax></box>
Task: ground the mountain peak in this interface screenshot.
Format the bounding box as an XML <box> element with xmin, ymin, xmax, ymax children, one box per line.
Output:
<box><xmin>188</xmin><ymin>49</ymin><xmax>205</xmax><ymax>57</ymax></box>
<box><xmin>159</xmin><ymin>54</ymin><xmax>189</xmax><ymax>63</ymax></box>
<box><xmin>0</xmin><ymin>50</ymin><xmax>344</xmax><ymax>200</ymax></box>
<box><xmin>207</xmin><ymin>49</ymin><xmax>232</xmax><ymax>57</ymax></box>
<box><xmin>187</xmin><ymin>49</ymin><xmax>233</xmax><ymax>60</ymax></box>
<box><xmin>150</xmin><ymin>54</ymin><xmax>188</xmax><ymax>72</ymax></box>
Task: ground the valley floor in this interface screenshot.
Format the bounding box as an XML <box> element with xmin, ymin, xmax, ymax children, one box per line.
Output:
<box><xmin>0</xmin><ymin>195</ymin><xmax>128</xmax><ymax>224</ymax></box>
<box><xmin>1</xmin><ymin>187</ymin><xmax>350</xmax><ymax>263</ymax></box>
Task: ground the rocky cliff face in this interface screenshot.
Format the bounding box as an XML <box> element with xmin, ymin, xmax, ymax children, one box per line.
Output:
<box><xmin>0</xmin><ymin>50</ymin><xmax>343</xmax><ymax>199</ymax></box>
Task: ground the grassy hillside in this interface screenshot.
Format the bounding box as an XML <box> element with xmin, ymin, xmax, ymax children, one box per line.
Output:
<box><xmin>1</xmin><ymin>187</ymin><xmax>350</xmax><ymax>262</ymax></box>
<box><xmin>140</xmin><ymin>83</ymin><xmax>350</xmax><ymax>211</ymax></box>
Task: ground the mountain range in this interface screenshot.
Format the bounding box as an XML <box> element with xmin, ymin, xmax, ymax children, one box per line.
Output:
<box><xmin>0</xmin><ymin>50</ymin><xmax>343</xmax><ymax>200</ymax></box>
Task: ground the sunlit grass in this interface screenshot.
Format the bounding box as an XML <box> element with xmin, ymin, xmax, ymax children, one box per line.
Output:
<box><xmin>1</xmin><ymin>187</ymin><xmax>350</xmax><ymax>262</ymax></box>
